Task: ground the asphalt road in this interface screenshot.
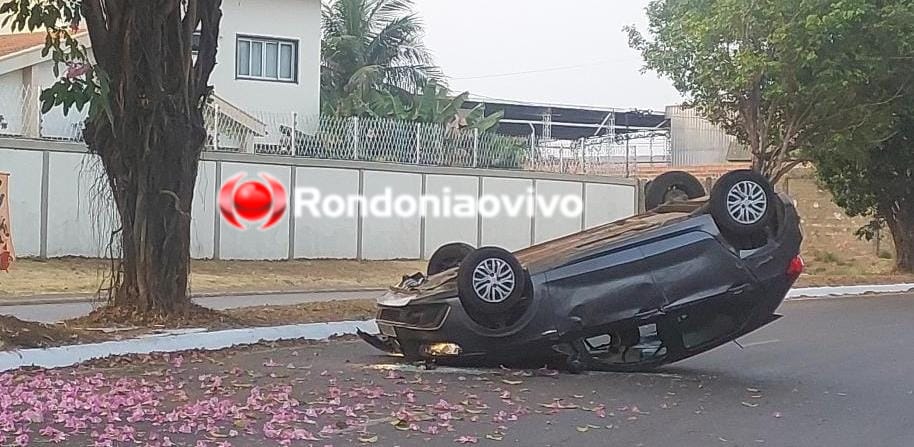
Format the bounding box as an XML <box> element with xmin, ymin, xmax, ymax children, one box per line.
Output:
<box><xmin>311</xmin><ymin>294</ymin><xmax>914</xmax><ymax>446</ymax></box>
<box><xmin>0</xmin><ymin>290</ymin><xmax>383</xmax><ymax>323</ymax></box>
<box><xmin>10</xmin><ymin>293</ymin><xmax>914</xmax><ymax>446</ymax></box>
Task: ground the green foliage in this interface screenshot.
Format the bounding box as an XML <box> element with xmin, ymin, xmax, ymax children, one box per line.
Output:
<box><xmin>854</xmin><ymin>217</ymin><xmax>887</xmax><ymax>242</ymax></box>
<box><xmin>321</xmin><ymin>0</ymin><xmax>443</xmax><ymax>116</ymax></box>
<box><xmin>0</xmin><ymin>0</ymin><xmax>108</xmax><ymax>121</ymax></box>
<box><xmin>814</xmin><ymin>96</ymin><xmax>914</xmax><ymax>218</ymax></box>
<box><xmin>627</xmin><ymin>0</ymin><xmax>914</xmax><ymax>182</ymax></box>
<box><xmin>369</xmin><ymin>80</ymin><xmax>504</xmax><ymax>132</ymax></box>
<box><xmin>812</xmin><ymin>89</ymin><xmax>914</xmax><ymax>270</ymax></box>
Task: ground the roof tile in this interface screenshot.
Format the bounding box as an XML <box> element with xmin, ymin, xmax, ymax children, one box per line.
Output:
<box><xmin>0</xmin><ymin>32</ymin><xmax>48</xmax><ymax>58</ymax></box>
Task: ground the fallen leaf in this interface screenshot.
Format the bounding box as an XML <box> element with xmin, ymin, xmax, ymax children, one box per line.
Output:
<box><xmin>741</xmin><ymin>401</ymin><xmax>759</xmax><ymax>408</ymax></box>
<box><xmin>501</xmin><ymin>380</ymin><xmax>523</xmax><ymax>385</ymax></box>
<box><xmin>576</xmin><ymin>426</ymin><xmax>589</xmax><ymax>432</ymax></box>
<box><xmin>456</xmin><ymin>435</ymin><xmax>479</xmax><ymax>444</ymax></box>
<box><xmin>485</xmin><ymin>433</ymin><xmax>504</xmax><ymax>441</ymax></box>
<box><xmin>358</xmin><ymin>435</ymin><xmax>379</xmax><ymax>443</ymax></box>
<box><xmin>539</xmin><ymin>401</ymin><xmax>579</xmax><ymax>410</ymax></box>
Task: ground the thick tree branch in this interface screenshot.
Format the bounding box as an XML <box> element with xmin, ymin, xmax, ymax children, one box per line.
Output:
<box><xmin>191</xmin><ymin>0</ymin><xmax>222</xmax><ymax>102</ymax></box>
<box><xmin>81</xmin><ymin>0</ymin><xmax>111</xmax><ymax>70</ymax></box>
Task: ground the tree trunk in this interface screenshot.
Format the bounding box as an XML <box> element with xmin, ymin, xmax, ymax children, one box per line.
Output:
<box><xmin>77</xmin><ymin>0</ymin><xmax>221</xmax><ymax>316</ymax></box>
<box><xmin>86</xmin><ymin>108</ymin><xmax>206</xmax><ymax>314</ymax></box>
<box><xmin>885</xmin><ymin>204</ymin><xmax>914</xmax><ymax>273</ymax></box>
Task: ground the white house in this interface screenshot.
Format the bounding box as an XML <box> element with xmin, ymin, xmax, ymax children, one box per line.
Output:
<box><xmin>0</xmin><ymin>0</ymin><xmax>321</xmax><ymax>142</ymax></box>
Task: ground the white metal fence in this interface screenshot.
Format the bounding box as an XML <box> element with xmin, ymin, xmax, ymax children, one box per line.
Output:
<box><xmin>204</xmin><ymin>106</ymin><xmax>671</xmax><ymax>175</ymax></box>
<box><xmin>0</xmin><ymin>85</ymin><xmax>86</xmax><ymax>142</ymax></box>
<box><xmin>205</xmin><ymin>108</ymin><xmax>530</xmax><ymax>169</ymax></box>
<box><xmin>528</xmin><ymin>133</ymin><xmax>671</xmax><ymax>177</ymax></box>
<box><xmin>1</xmin><ymin>86</ymin><xmax>674</xmax><ymax>175</ymax></box>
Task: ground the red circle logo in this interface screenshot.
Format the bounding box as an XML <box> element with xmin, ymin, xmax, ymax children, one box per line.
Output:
<box><xmin>233</xmin><ymin>181</ymin><xmax>273</xmax><ymax>220</ymax></box>
<box><xmin>218</xmin><ymin>172</ymin><xmax>288</xmax><ymax>230</ymax></box>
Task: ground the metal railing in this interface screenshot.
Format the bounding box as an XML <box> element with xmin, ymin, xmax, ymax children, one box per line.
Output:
<box><xmin>203</xmin><ymin>105</ymin><xmax>671</xmax><ymax>175</ymax></box>
<box><xmin>203</xmin><ymin>107</ymin><xmax>531</xmax><ymax>169</ymax></box>
<box><xmin>1</xmin><ymin>86</ymin><xmax>675</xmax><ymax>176</ymax></box>
<box><xmin>0</xmin><ymin>85</ymin><xmax>86</xmax><ymax>142</ymax></box>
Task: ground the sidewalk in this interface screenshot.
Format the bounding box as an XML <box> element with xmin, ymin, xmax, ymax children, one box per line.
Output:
<box><xmin>1</xmin><ymin>289</ymin><xmax>384</xmax><ymax>323</ymax></box>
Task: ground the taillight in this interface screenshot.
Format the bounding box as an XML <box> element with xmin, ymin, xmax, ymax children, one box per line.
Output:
<box><xmin>787</xmin><ymin>255</ymin><xmax>804</xmax><ymax>280</ymax></box>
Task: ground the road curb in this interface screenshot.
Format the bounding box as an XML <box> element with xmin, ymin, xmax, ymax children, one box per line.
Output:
<box><xmin>786</xmin><ymin>283</ymin><xmax>914</xmax><ymax>299</ymax></box>
<box><xmin>0</xmin><ymin>319</ymin><xmax>379</xmax><ymax>373</ymax></box>
<box><xmin>0</xmin><ymin>288</ymin><xmax>387</xmax><ymax>307</ymax></box>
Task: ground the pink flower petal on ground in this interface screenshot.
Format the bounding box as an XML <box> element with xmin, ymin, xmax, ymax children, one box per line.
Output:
<box><xmin>455</xmin><ymin>435</ymin><xmax>478</xmax><ymax>444</ymax></box>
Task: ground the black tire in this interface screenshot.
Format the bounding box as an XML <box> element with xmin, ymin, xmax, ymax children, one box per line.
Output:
<box><xmin>645</xmin><ymin>171</ymin><xmax>706</xmax><ymax>210</ymax></box>
<box><xmin>709</xmin><ymin>170</ymin><xmax>775</xmax><ymax>236</ymax></box>
<box><xmin>427</xmin><ymin>242</ymin><xmax>474</xmax><ymax>276</ymax></box>
<box><xmin>456</xmin><ymin>247</ymin><xmax>526</xmax><ymax>316</ymax></box>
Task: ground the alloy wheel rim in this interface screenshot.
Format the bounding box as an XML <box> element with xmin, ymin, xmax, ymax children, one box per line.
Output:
<box><xmin>726</xmin><ymin>180</ymin><xmax>767</xmax><ymax>225</ymax></box>
<box><xmin>471</xmin><ymin>258</ymin><xmax>516</xmax><ymax>303</ymax></box>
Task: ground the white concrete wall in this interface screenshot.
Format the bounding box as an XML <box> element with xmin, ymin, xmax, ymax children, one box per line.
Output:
<box><xmin>423</xmin><ymin>174</ymin><xmax>478</xmax><ymax>258</ymax></box>
<box><xmin>214</xmin><ymin>0</ymin><xmax>321</xmax><ymax>118</ymax></box>
<box><xmin>44</xmin><ymin>152</ymin><xmax>115</xmax><ymax>257</ymax></box>
<box><xmin>0</xmin><ymin>142</ymin><xmax>638</xmax><ymax>260</ymax></box>
<box><xmin>480</xmin><ymin>177</ymin><xmax>533</xmax><ymax>252</ymax></box>
<box><xmin>191</xmin><ymin>161</ymin><xmax>218</xmax><ymax>259</ymax></box>
<box><xmin>218</xmin><ymin>162</ymin><xmax>292</xmax><ymax>260</ymax></box>
<box><xmin>534</xmin><ymin>180</ymin><xmax>583</xmax><ymax>244</ymax></box>
<box><xmin>584</xmin><ymin>183</ymin><xmax>637</xmax><ymax>229</ymax></box>
<box><xmin>293</xmin><ymin>167</ymin><xmax>360</xmax><ymax>259</ymax></box>
<box><xmin>361</xmin><ymin>171</ymin><xmax>422</xmax><ymax>260</ymax></box>
<box><xmin>0</xmin><ymin>148</ymin><xmax>41</xmax><ymax>256</ymax></box>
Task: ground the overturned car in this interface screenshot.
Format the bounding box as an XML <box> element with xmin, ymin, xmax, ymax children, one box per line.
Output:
<box><xmin>360</xmin><ymin>170</ymin><xmax>803</xmax><ymax>372</ymax></box>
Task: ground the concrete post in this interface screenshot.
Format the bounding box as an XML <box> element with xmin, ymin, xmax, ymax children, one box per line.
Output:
<box><xmin>351</xmin><ymin>116</ymin><xmax>360</xmax><ymax>160</ymax></box>
<box><xmin>415</xmin><ymin>123</ymin><xmax>422</xmax><ymax>164</ymax></box>
<box><xmin>290</xmin><ymin>111</ymin><xmax>298</xmax><ymax>156</ymax></box>
<box><xmin>212</xmin><ymin>103</ymin><xmax>220</xmax><ymax>152</ymax></box>
<box><xmin>472</xmin><ymin>128</ymin><xmax>479</xmax><ymax>168</ymax></box>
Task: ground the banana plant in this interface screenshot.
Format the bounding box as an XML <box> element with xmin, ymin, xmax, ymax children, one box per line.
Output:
<box><xmin>365</xmin><ymin>80</ymin><xmax>503</xmax><ymax>132</ymax></box>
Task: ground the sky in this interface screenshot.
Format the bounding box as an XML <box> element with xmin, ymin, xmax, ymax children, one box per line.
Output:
<box><xmin>413</xmin><ymin>0</ymin><xmax>684</xmax><ymax>112</ymax></box>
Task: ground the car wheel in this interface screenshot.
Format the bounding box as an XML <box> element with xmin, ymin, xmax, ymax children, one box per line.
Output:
<box><xmin>428</xmin><ymin>242</ymin><xmax>474</xmax><ymax>276</ymax></box>
<box><xmin>709</xmin><ymin>170</ymin><xmax>775</xmax><ymax>237</ymax></box>
<box><xmin>457</xmin><ymin>247</ymin><xmax>526</xmax><ymax>316</ymax></box>
<box><xmin>645</xmin><ymin>171</ymin><xmax>706</xmax><ymax>210</ymax></box>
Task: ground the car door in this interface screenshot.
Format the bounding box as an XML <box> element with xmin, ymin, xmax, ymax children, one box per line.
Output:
<box><xmin>543</xmin><ymin>240</ymin><xmax>666</xmax><ymax>334</ymax></box>
<box><xmin>639</xmin><ymin>217</ymin><xmax>757</xmax><ymax>311</ymax></box>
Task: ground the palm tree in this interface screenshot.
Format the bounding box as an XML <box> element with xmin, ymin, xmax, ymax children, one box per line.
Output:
<box><xmin>321</xmin><ymin>0</ymin><xmax>443</xmax><ymax>116</ymax></box>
